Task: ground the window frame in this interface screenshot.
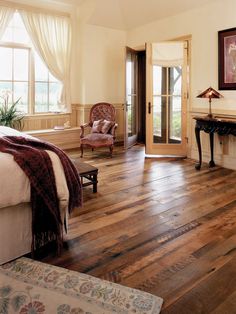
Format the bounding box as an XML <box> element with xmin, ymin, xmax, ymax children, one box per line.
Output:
<box><xmin>0</xmin><ymin>12</ymin><xmax>62</xmax><ymax>115</ymax></box>
<box><xmin>0</xmin><ymin>41</ymin><xmax>33</xmax><ymax>114</ymax></box>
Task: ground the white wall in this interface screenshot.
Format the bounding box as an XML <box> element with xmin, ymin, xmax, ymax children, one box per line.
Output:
<box><xmin>4</xmin><ymin>0</ymin><xmax>126</xmax><ymax>107</ymax></box>
<box><xmin>127</xmin><ymin>0</ymin><xmax>236</xmax><ymax>111</ymax></box>
<box><xmin>127</xmin><ymin>0</ymin><xmax>236</xmax><ymax>169</ymax></box>
<box><xmin>75</xmin><ymin>23</ymin><xmax>126</xmax><ymax>105</ymax></box>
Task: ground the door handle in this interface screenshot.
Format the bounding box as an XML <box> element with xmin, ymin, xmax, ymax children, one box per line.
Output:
<box><xmin>126</xmin><ymin>102</ymin><xmax>131</xmax><ymax>111</ymax></box>
<box><xmin>148</xmin><ymin>102</ymin><xmax>151</xmax><ymax>114</ymax></box>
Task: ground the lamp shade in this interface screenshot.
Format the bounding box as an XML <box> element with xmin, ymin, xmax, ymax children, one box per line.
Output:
<box><xmin>196</xmin><ymin>87</ymin><xmax>223</xmax><ymax>118</ymax></box>
<box><xmin>197</xmin><ymin>87</ymin><xmax>223</xmax><ymax>99</ymax></box>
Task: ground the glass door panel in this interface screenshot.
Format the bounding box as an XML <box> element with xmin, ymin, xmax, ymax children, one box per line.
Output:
<box><xmin>153</xmin><ymin>96</ymin><xmax>166</xmax><ymax>143</ymax></box>
<box><xmin>168</xmin><ymin>67</ymin><xmax>182</xmax><ymax>143</ymax></box>
<box><xmin>125</xmin><ymin>47</ymin><xmax>138</xmax><ymax>148</ymax></box>
<box><xmin>146</xmin><ymin>41</ymin><xmax>188</xmax><ymax>156</ymax></box>
<box><xmin>128</xmin><ymin>95</ymin><xmax>136</xmax><ymax>136</ymax></box>
<box><xmin>169</xmin><ymin>95</ymin><xmax>182</xmax><ymax>143</ymax></box>
<box><xmin>168</xmin><ymin>66</ymin><xmax>182</xmax><ymax>95</ymax></box>
<box><xmin>152</xmin><ymin>65</ymin><xmax>183</xmax><ymax>145</ymax></box>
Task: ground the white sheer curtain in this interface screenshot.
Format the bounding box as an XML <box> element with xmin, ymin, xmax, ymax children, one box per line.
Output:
<box><xmin>0</xmin><ymin>6</ymin><xmax>14</xmax><ymax>39</ymax></box>
<box><xmin>19</xmin><ymin>11</ymin><xmax>72</xmax><ymax>112</ymax></box>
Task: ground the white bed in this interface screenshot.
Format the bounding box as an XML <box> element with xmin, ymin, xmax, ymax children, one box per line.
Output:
<box><xmin>0</xmin><ymin>126</ymin><xmax>70</xmax><ymax>264</ymax></box>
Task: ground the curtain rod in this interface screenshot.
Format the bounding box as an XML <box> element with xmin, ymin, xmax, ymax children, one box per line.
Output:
<box><xmin>0</xmin><ymin>0</ymin><xmax>71</xmax><ymax>18</ymax></box>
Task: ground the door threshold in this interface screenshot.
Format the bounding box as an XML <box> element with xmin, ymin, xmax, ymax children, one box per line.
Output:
<box><xmin>145</xmin><ymin>154</ymin><xmax>187</xmax><ymax>159</ymax></box>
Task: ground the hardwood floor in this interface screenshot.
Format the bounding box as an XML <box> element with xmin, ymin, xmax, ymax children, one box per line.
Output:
<box><xmin>42</xmin><ymin>145</ymin><xmax>236</xmax><ymax>313</ymax></box>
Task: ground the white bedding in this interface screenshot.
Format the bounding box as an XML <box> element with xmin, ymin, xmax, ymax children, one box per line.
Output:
<box><xmin>0</xmin><ymin>126</ymin><xmax>69</xmax><ymax>219</ymax></box>
<box><xmin>0</xmin><ymin>126</ymin><xmax>72</xmax><ymax>264</ymax></box>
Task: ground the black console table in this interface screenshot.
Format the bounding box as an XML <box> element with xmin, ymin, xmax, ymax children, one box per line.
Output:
<box><xmin>194</xmin><ymin>116</ymin><xmax>236</xmax><ymax>170</ymax></box>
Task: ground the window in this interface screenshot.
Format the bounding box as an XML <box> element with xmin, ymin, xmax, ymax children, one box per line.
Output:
<box><xmin>0</xmin><ymin>12</ymin><xmax>62</xmax><ymax>114</ymax></box>
<box><xmin>34</xmin><ymin>53</ymin><xmax>62</xmax><ymax>113</ymax></box>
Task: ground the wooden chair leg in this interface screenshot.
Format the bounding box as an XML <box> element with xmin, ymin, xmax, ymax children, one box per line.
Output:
<box><xmin>109</xmin><ymin>145</ymin><xmax>113</xmax><ymax>157</ymax></box>
<box><xmin>80</xmin><ymin>144</ymin><xmax>83</xmax><ymax>158</ymax></box>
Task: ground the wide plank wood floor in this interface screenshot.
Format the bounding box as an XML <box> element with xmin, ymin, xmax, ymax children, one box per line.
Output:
<box><xmin>42</xmin><ymin>145</ymin><xmax>236</xmax><ymax>314</ymax></box>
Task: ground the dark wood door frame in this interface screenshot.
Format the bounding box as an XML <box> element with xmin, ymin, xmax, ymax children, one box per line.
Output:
<box><xmin>125</xmin><ymin>47</ymin><xmax>138</xmax><ymax>148</ymax></box>
<box><xmin>125</xmin><ymin>48</ymin><xmax>146</xmax><ymax>147</ymax></box>
<box><xmin>137</xmin><ymin>50</ymin><xmax>146</xmax><ymax>144</ymax></box>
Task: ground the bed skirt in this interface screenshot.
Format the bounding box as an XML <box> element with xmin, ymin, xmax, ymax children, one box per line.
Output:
<box><xmin>0</xmin><ymin>203</ymin><xmax>32</xmax><ymax>265</ymax></box>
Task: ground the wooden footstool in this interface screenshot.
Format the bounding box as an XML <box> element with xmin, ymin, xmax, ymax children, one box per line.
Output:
<box><xmin>72</xmin><ymin>159</ymin><xmax>98</xmax><ymax>193</ymax></box>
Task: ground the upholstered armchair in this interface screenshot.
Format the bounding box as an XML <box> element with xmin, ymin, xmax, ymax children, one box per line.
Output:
<box><xmin>80</xmin><ymin>102</ymin><xmax>118</xmax><ymax>157</ymax></box>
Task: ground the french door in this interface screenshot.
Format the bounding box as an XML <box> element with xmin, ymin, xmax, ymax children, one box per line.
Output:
<box><xmin>146</xmin><ymin>41</ymin><xmax>188</xmax><ymax>156</ymax></box>
<box><xmin>125</xmin><ymin>47</ymin><xmax>138</xmax><ymax>148</ymax></box>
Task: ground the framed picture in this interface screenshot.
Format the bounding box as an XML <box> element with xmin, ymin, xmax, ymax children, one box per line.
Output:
<box><xmin>218</xmin><ymin>27</ymin><xmax>236</xmax><ymax>90</ymax></box>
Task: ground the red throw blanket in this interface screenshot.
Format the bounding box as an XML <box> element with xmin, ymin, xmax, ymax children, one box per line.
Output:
<box><xmin>0</xmin><ymin>136</ymin><xmax>82</xmax><ymax>253</ymax></box>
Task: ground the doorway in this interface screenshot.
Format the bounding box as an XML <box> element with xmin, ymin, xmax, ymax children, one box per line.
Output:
<box><xmin>125</xmin><ymin>47</ymin><xmax>146</xmax><ymax>148</ymax></box>
<box><xmin>146</xmin><ymin>41</ymin><xmax>189</xmax><ymax>156</ymax></box>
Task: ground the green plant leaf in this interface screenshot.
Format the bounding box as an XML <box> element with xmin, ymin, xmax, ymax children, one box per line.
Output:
<box><xmin>0</xmin><ymin>98</ymin><xmax>24</xmax><ymax>130</ymax></box>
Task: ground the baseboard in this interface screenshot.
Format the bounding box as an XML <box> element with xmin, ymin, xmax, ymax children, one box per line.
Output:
<box><xmin>190</xmin><ymin>148</ymin><xmax>236</xmax><ymax>170</ymax></box>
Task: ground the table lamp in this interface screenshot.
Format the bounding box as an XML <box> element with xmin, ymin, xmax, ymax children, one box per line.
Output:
<box><xmin>196</xmin><ymin>87</ymin><xmax>223</xmax><ymax>118</ymax></box>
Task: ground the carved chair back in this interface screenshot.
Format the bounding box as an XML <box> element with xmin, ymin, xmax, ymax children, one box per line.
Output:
<box><xmin>89</xmin><ymin>103</ymin><xmax>116</xmax><ymax>124</ymax></box>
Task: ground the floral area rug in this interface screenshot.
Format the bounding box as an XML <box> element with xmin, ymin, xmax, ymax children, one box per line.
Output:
<box><xmin>0</xmin><ymin>257</ymin><xmax>163</xmax><ymax>314</ymax></box>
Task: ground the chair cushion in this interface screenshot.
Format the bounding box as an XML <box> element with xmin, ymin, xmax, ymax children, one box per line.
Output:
<box><xmin>91</xmin><ymin>120</ymin><xmax>103</xmax><ymax>133</ymax></box>
<box><xmin>81</xmin><ymin>133</ymin><xmax>114</xmax><ymax>147</ymax></box>
<box><xmin>101</xmin><ymin>119</ymin><xmax>115</xmax><ymax>134</ymax></box>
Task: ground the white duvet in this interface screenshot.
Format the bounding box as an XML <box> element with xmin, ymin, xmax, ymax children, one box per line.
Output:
<box><xmin>0</xmin><ymin>126</ymin><xmax>69</xmax><ymax>218</ymax></box>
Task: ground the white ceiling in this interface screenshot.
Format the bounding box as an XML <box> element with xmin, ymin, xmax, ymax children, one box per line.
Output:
<box><xmin>47</xmin><ymin>0</ymin><xmax>217</xmax><ymax>30</ymax></box>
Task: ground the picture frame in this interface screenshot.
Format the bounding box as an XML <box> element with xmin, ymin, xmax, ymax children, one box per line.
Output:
<box><xmin>218</xmin><ymin>27</ymin><xmax>236</xmax><ymax>90</ymax></box>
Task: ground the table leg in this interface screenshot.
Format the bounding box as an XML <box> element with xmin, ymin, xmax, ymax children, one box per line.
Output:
<box><xmin>209</xmin><ymin>132</ymin><xmax>216</xmax><ymax>168</ymax></box>
<box><xmin>93</xmin><ymin>173</ymin><xmax>98</xmax><ymax>193</ymax></box>
<box><xmin>195</xmin><ymin>126</ymin><xmax>202</xmax><ymax>170</ymax></box>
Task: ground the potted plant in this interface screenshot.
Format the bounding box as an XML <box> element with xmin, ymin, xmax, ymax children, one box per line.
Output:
<box><xmin>0</xmin><ymin>90</ymin><xmax>24</xmax><ymax>130</ymax></box>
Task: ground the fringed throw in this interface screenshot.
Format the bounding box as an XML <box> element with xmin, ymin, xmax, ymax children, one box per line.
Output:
<box><xmin>0</xmin><ymin>136</ymin><xmax>82</xmax><ymax>254</ymax></box>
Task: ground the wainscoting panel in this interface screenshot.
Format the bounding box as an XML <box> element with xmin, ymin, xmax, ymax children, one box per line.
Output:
<box><xmin>23</xmin><ymin>113</ymin><xmax>71</xmax><ymax>131</ymax></box>
<box><xmin>25</xmin><ymin>127</ymin><xmax>81</xmax><ymax>150</ymax></box>
<box><xmin>23</xmin><ymin>103</ymin><xmax>125</xmax><ymax>149</ymax></box>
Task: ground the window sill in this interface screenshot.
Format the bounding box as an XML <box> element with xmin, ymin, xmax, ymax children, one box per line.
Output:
<box><xmin>24</xmin><ymin>126</ymin><xmax>80</xmax><ymax>134</ymax></box>
<box><xmin>24</xmin><ymin>112</ymin><xmax>70</xmax><ymax>118</ymax></box>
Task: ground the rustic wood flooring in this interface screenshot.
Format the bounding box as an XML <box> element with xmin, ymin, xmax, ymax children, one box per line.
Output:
<box><xmin>42</xmin><ymin>145</ymin><xmax>236</xmax><ymax>314</ymax></box>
